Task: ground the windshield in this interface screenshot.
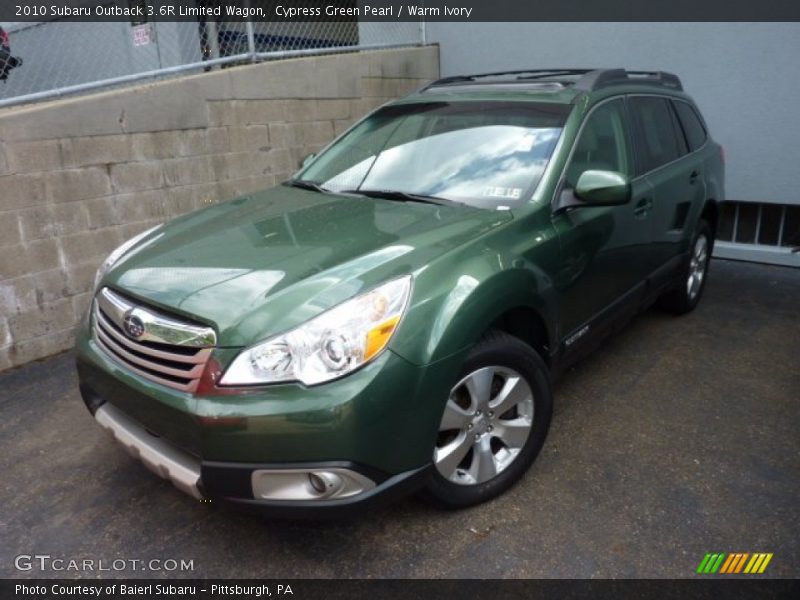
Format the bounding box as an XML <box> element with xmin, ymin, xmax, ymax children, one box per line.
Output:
<box><xmin>297</xmin><ymin>101</ymin><xmax>570</xmax><ymax>209</ymax></box>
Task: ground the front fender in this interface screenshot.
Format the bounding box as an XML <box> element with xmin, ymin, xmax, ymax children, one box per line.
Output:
<box><xmin>390</xmin><ymin>248</ymin><xmax>558</xmax><ymax>367</ymax></box>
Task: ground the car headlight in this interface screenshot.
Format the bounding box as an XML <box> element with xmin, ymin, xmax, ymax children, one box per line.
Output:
<box><xmin>93</xmin><ymin>225</ymin><xmax>161</xmax><ymax>291</ymax></box>
<box><xmin>221</xmin><ymin>276</ymin><xmax>412</xmax><ymax>386</ymax></box>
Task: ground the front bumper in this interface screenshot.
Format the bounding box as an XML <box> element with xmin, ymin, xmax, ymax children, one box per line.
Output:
<box><xmin>91</xmin><ymin>402</ymin><xmax>430</xmax><ymax>517</ymax></box>
<box><xmin>76</xmin><ymin>323</ymin><xmax>465</xmax><ymax>516</ymax></box>
<box><xmin>94</xmin><ymin>402</ymin><xmax>203</xmax><ymax>499</ymax></box>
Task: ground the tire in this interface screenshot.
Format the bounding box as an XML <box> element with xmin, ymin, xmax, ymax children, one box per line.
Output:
<box><xmin>658</xmin><ymin>220</ymin><xmax>712</xmax><ymax>315</ymax></box>
<box><xmin>425</xmin><ymin>330</ymin><xmax>553</xmax><ymax>508</ymax></box>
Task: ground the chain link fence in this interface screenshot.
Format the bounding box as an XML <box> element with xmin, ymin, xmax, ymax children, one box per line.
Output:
<box><xmin>0</xmin><ymin>12</ymin><xmax>424</xmax><ymax>108</ymax></box>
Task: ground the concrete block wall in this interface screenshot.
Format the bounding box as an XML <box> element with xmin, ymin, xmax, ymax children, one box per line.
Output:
<box><xmin>0</xmin><ymin>46</ymin><xmax>440</xmax><ymax>371</ymax></box>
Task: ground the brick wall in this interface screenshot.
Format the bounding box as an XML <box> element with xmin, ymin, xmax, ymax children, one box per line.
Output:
<box><xmin>0</xmin><ymin>46</ymin><xmax>440</xmax><ymax>371</ymax></box>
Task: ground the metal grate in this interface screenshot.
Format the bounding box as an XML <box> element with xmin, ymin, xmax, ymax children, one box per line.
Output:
<box><xmin>714</xmin><ymin>201</ymin><xmax>800</xmax><ymax>267</ymax></box>
<box><xmin>92</xmin><ymin>287</ymin><xmax>215</xmax><ymax>393</ymax></box>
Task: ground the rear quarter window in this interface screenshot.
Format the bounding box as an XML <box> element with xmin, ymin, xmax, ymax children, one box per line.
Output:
<box><xmin>672</xmin><ymin>101</ymin><xmax>708</xmax><ymax>152</ymax></box>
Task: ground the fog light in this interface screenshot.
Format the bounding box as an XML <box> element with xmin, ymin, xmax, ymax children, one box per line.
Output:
<box><xmin>251</xmin><ymin>468</ymin><xmax>375</xmax><ymax>501</ymax></box>
<box><xmin>308</xmin><ymin>472</ymin><xmax>344</xmax><ymax>497</ymax></box>
<box><xmin>308</xmin><ymin>472</ymin><xmax>327</xmax><ymax>494</ymax></box>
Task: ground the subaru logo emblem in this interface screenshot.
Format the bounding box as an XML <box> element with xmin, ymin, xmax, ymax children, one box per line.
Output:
<box><xmin>122</xmin><ymin>312</ymin><xmax>145</xmax><ymax>339</ymax></box>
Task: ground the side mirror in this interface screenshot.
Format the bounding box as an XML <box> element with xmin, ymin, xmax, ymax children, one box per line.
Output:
<box><xmin>299</xmin><ymin>153</ymin><xmax>316</xmax><ymax>169</ymax></box>
<box><xmin>574</xmin><ymin>170</ymin><xmax>631</xmax><ymax>206</ymax></box>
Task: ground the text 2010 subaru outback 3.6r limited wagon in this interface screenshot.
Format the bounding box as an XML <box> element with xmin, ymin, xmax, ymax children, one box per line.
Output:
<box><xmin>77</xmin><ymin>69</ymin><xmax>724</xmax><ymax>516</ymax></box>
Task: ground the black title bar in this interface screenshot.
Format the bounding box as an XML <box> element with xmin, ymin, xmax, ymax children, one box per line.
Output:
<box><xmin>3</xmin><ymin>579</ymin><xmax>800</xmax><ymax>600</ymax></box>
<box><xmin>3</xmin><ymin>0</ymin><xmax>800</xmax><ymax>22</ymax></box>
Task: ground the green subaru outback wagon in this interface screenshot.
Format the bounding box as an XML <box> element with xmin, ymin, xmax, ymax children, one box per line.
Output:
<box><xmin>76</xmin><ymin>68</ymin><xmax>724</xmax><ymax>516</ymax></box>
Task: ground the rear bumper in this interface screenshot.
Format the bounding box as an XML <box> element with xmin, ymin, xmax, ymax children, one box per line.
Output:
<box><xmin>90</xmin><ymin>401</ymin><xmax>430</xmax><ymax>518</ymax></box>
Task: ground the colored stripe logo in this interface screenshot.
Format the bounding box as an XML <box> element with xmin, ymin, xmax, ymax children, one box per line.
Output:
<box><xmin>696</xmin><ymin>552</ymin><xmax>773</xmax><ymax>574</ymax></box>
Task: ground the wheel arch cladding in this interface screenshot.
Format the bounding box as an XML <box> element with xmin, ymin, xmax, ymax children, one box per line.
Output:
<box><xmin>489</xmin><ymin>306</ymin><xmax>552</xmax><ymax>367</ymax></box>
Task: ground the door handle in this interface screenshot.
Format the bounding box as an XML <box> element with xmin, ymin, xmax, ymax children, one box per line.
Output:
<box><xmin>689</xmin><ymin>170</ymin><xmax>700</xmax><ymax>184</ymax></box>
<box><xmin>633</xmin><ymin>198</ymin><xmax>653</xmax><ymax>218</ymax></box>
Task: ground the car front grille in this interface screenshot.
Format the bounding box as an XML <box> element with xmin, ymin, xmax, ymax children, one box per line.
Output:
<box><xmin>92</xmin><ymin>287</ymin><xmax>216</xmax><ymax>393</ymax></box>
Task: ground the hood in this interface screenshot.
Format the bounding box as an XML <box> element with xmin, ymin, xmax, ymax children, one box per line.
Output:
<box><xmin>106</xmin><ymin>186</ymin><xmax>511</xmax><ymax>347</ymax></box>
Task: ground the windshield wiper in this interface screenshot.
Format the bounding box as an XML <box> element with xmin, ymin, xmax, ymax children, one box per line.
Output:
<box><xmin>284</xmin><ymin>179</ymin><xmax>330</xmax><ymax>193</ymax></box>
<box><xmin>340</xmin><ymin>189</ymin><xmax>461</xmax><ymax>207</ymax></box>
<box><xmin>286</xmin><ymin>182</ymin><xmax>464</xmax><ymax>207</ymax></box>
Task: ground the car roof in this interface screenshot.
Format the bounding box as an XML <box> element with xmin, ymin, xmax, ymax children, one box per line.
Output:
<box><xmin>398</xmin><ymin>69</ymin><xmax>689</xmax><ymax>106</ymax></box>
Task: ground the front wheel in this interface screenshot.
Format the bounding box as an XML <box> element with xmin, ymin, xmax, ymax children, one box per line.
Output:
<box><xmin>425</xmin><ymin>330</ymin><xmax>552</xmax><ymax>508</ymax></box>
<box><xmin>658</xmin><ymin>221</ymin><xmax>712</xmax><ymax>315</ymax></box>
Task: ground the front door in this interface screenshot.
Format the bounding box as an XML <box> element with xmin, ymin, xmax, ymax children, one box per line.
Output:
<box><xmin>552</xmin><ymin>98</ymin><xmax>654</xmax><ymax>348</ymax></box>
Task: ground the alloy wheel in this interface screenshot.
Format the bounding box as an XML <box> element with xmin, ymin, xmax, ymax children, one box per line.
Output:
<box><xmin>434</xmin><ymin>366</ymin><xmax>534</xmax><ymax>485</ymax></box>
<box><xmin>687</xmin><ymin>234</ymin><xmax>709</xmax><ymax>300</ymax></box>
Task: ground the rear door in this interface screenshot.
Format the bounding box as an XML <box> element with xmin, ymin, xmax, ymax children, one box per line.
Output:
<box><xmin>672</xmin><ymin>98</ymin><xmax>713</xmax><ymax>225</ymax></box>
<box><xmin>628</xmin><ymin>96</ymin><xmax>705</xmax><ymax>280</ymax></box>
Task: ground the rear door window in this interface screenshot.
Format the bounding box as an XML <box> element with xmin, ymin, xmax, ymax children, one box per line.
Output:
<box><xmin>672</xmin><ymin>101</ymin><xmax>708</xmax><ymax>152</ymax></box>
<box><xmin>629</xmin><ymin>96</ymin><xmax>684</xmax><ymax>173</ymax></box>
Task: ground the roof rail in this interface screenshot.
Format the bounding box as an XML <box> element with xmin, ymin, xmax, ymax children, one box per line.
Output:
<box><xmin>573</xmin><ymin>69</ymin><xmax>683</xmax><ymax>91</ymax></box>
<box><xmin>422</xmin><ymin>68</ymin><xmax>683</xmax><ymax>93</ymax></box>
<box><xmin>421</xmin><ymin>69</ymin><xmax>594</xmax><ymax>91</ymax></box>
<box><xmin>625</xmin><ymin>70</ymin><xmax>683</xmax><ymax>91</ymax></box>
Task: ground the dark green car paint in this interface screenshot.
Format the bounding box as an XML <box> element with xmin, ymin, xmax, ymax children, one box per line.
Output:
<box><xmin>104</xmin><ymin>190</ymin><xmax>511</xmax><ymax>350</ymax></box>
<box><xmin>76</xmin><ymin>81</ymin><xmax>724</xmax><ymax>494</ymax></box>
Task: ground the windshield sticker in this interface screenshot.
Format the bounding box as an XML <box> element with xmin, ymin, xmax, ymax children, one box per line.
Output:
<box><xmin>483</xmin><ymin>187</ymin><xmax>522</xmax><ymax>200</ymax></box>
